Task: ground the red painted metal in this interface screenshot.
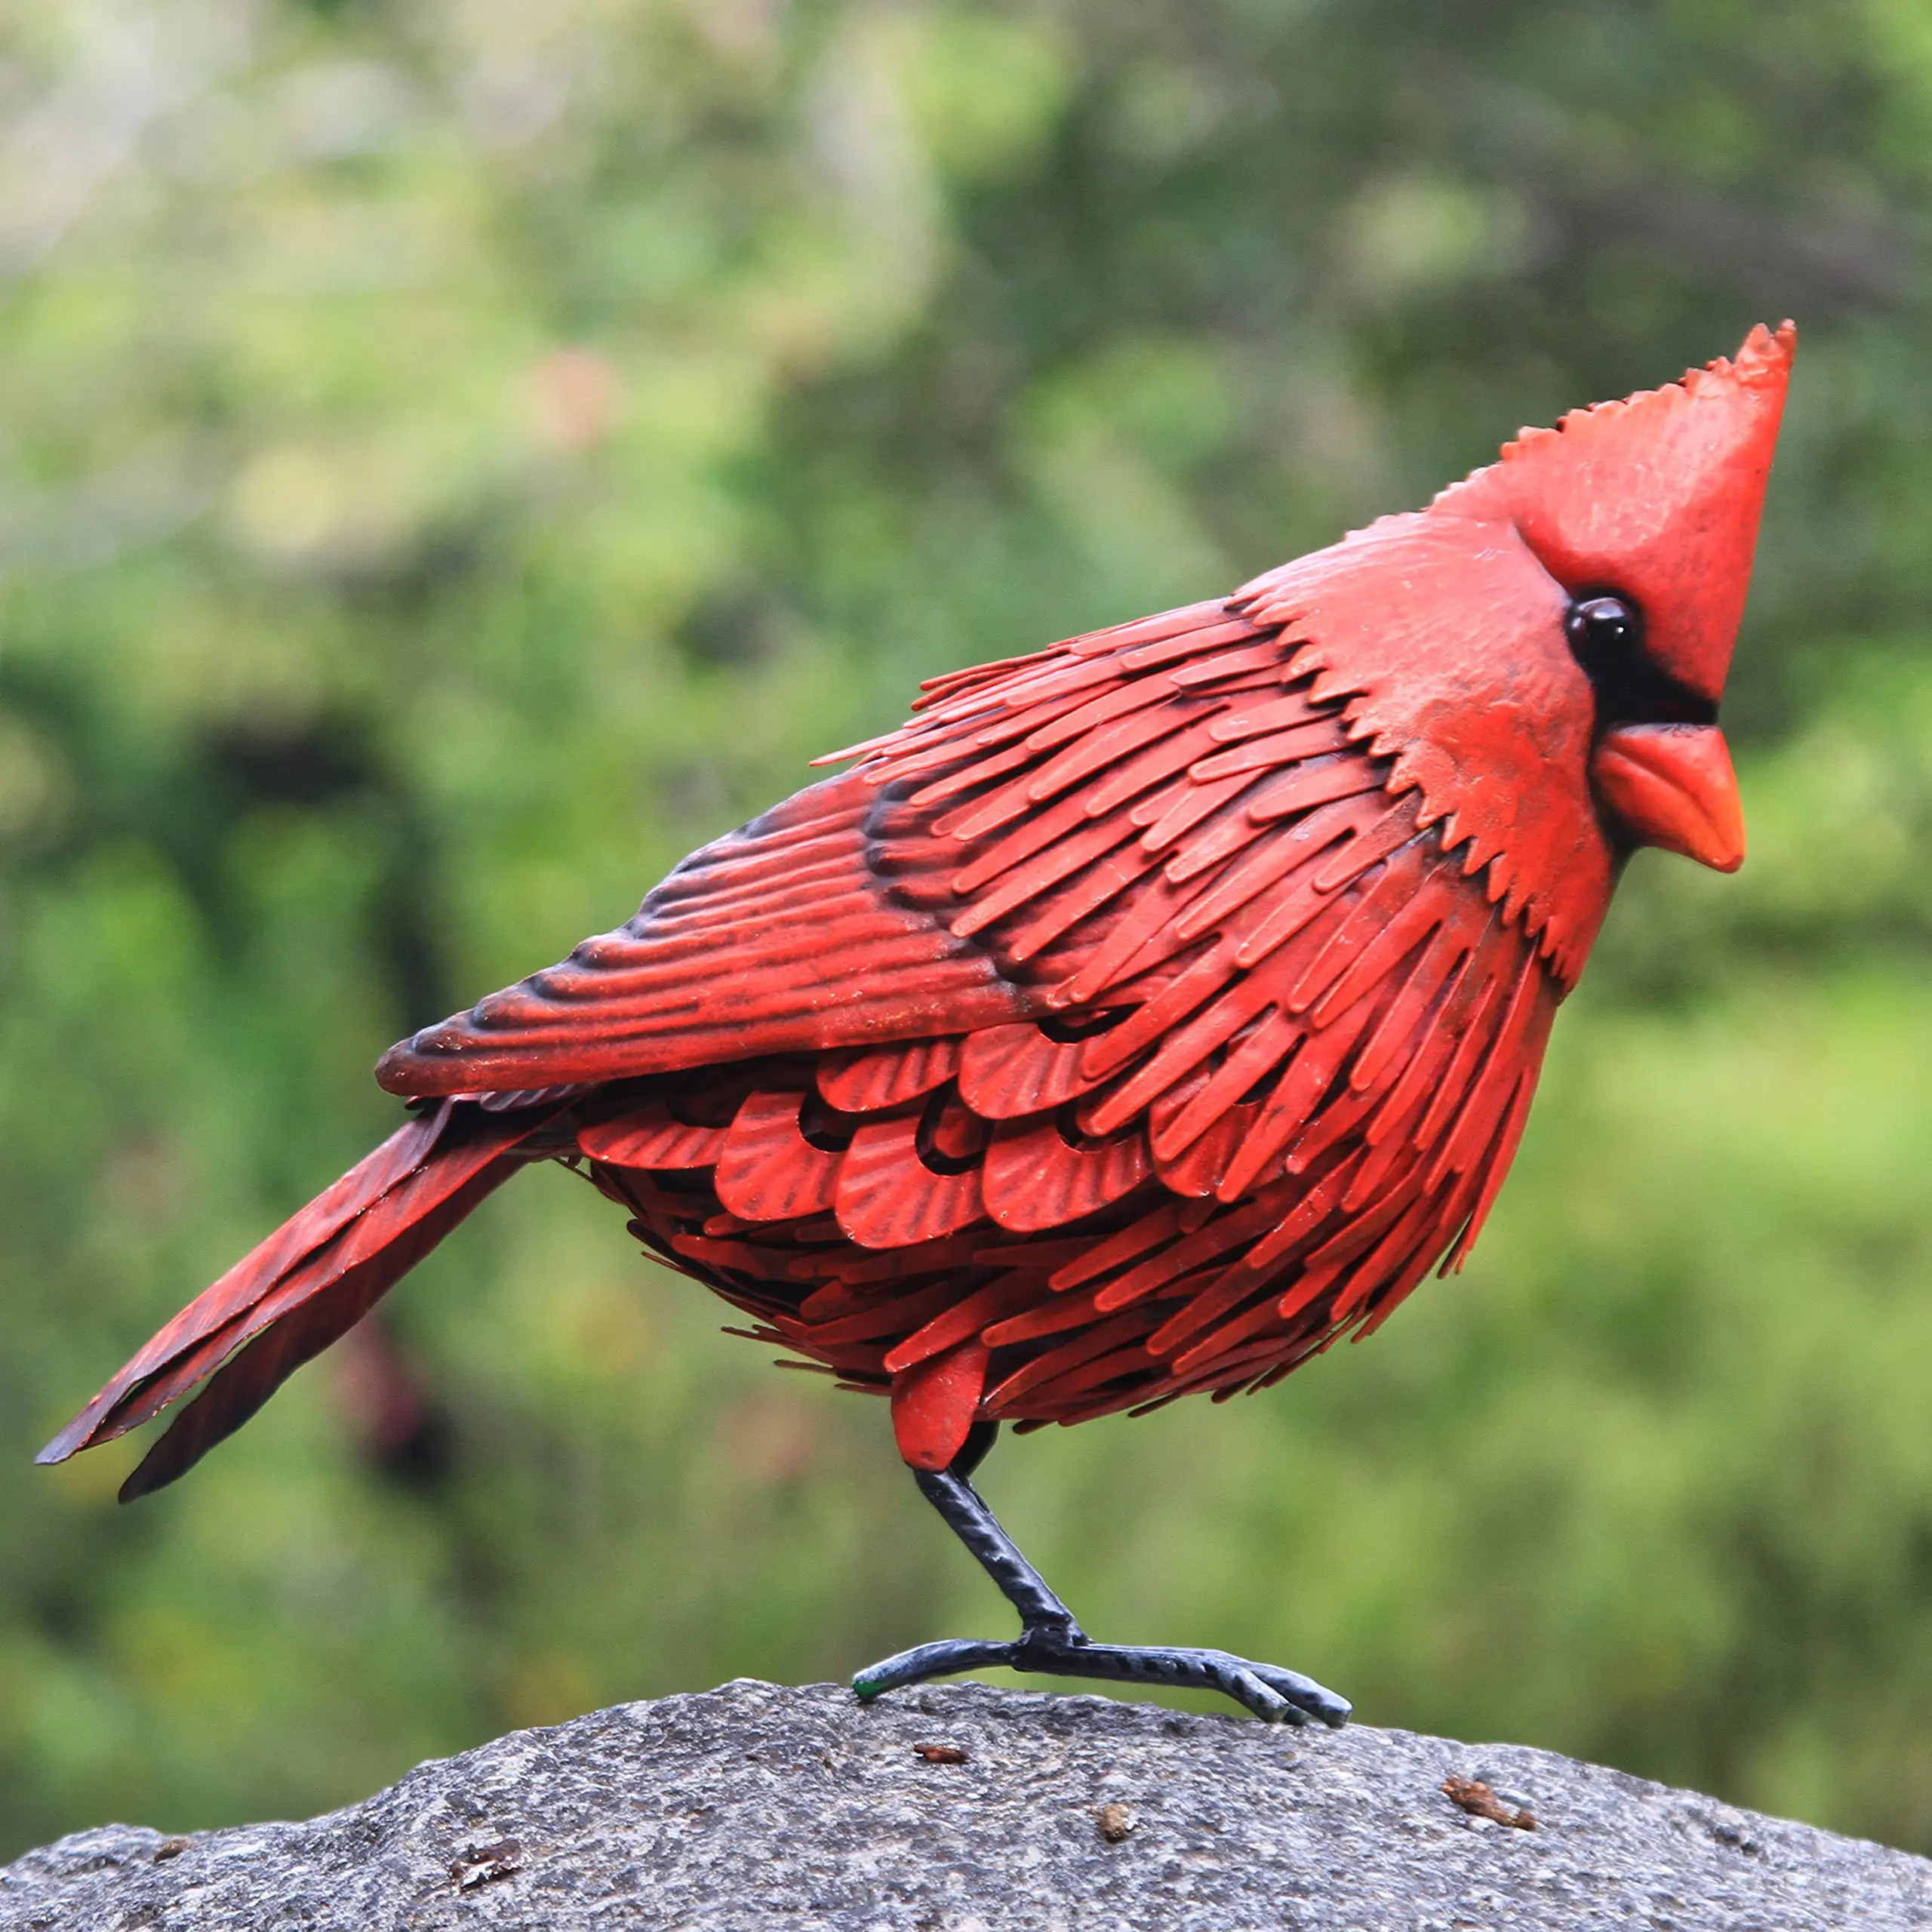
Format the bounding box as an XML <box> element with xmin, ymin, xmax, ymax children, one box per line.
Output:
<box><xmin>1592</xmin><ymin>722</ymin><xmax>1747</xmax><ymax>872</ymax></box>
<box><xmin>42</xmin><ymin>325</ymin><xmax>1794</xmax><ymax>1500</ymax></box>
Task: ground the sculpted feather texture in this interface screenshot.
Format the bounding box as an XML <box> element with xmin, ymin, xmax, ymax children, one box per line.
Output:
<box><xmin>42</xmin><ymin>324</ymin><xmax>1793</xmax><ymax>1499</ymax></box>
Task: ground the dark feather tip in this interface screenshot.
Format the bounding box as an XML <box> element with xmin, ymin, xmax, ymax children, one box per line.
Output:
<box><xmin>34</xmin><ymin>1419</ymin><xmax>91</xmax><ymax>1466</ymax></box>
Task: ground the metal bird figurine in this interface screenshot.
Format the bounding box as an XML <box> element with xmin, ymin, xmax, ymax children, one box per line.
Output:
<box><xmin>42</xmin><ymin>325</ymin><xmax>1795</xmax><ymax>1728</ymax></box>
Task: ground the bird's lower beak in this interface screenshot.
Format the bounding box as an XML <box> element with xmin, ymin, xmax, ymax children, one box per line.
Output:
<box><xmin>1590</xmin><ymin>722</ymin><xmax>1746</xmax><ymax>872</ymax></box>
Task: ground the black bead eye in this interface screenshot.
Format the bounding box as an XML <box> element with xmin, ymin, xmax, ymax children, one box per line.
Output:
<box><xmin>1564</xmin><ymin>590</ymin><xmax>1717</xmax><ymax>727</ymax></box>
<box><xmin>1566</xmin><ymin>595</ymin><xmax>1641</xmax><ymax>655</ymax></box>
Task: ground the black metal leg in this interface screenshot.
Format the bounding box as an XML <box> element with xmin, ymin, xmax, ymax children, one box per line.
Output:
<box><xmin>851</xmin><ymin>1432</ymin><xmax>1351</xmax><ymax>1728</ymax></box>
<box><xmin>949</xmin><ymin>1418</ymin><xmax>1000</xmax><ymax>1484</ymax></box>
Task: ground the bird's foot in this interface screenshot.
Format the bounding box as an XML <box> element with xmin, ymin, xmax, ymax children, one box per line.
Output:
<box><xmin>852</xmin><ymin>1623</ymin><xmax>1350</xmax><ymax>1727</ymax></box>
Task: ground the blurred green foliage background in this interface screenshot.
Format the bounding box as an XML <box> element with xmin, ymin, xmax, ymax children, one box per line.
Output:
<box><xmin>5</xmin><ymin>0</ymin><xmax>1932</xmax><ymax>1863</ymax></box>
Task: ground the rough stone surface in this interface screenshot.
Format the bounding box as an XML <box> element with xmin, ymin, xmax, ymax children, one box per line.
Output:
<box><xmin>4</xmin><ymin>1678</ymin><xmax>1927</xmax><ymax>1930</ymax></box>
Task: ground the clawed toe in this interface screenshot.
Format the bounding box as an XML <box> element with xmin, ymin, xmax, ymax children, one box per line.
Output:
<box><xmin>1245</xmin><ymin>1660</ymin><xmax>1353</xmax><ymax>1727</ymax></box>
<box><xmin>852</xmin><ymin>1636</ymin><xmax>1017</xmax><ymax>1701</ymax></box>
<box><xmin>1165</xmin><ymin>1647</ymin><xmax>1349</xmax><ymax>1727</ymax></box>
<box><xmin>1223</xmin><ymin>1666</ymin><xmax>1296</xmax><ymax>1723</ymax></box>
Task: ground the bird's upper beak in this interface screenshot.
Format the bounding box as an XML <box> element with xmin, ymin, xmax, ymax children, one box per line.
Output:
<box><xmin>1590</xmin><ymin>721</ymin><xmax>1745</xmax><ymax>872</ymax></box>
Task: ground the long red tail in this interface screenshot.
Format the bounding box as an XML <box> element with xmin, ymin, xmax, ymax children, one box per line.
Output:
<box><xmin>38</xmin><ymin>1100</ymin><xmax>556</xmax><ymax>1500</ymax></box>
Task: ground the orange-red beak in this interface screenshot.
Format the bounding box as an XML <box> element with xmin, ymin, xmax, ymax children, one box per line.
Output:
<box><xmin>1590</xmin><ymin>722</ymin><xmax>1745</xmax><ymax>872</ymax></box>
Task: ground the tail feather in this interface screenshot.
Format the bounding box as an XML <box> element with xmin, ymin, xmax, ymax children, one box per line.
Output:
<box><xmin>38</xmin><ymin>1100</ymin><xmax>557</xmax><ymax>1488</ymax></box>
<box><xmin>117</xmin><ymin>1161</ymin><xmax>512</xmax><ymax>1500</ymax></box>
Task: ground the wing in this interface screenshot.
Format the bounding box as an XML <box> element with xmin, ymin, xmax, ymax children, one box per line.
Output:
<box><xmin>376</xmin><ymin>598</ymin><xmax>1275</xmax><ymax>1097</ymax></box>
<box><xmin>376</xmin><ymin>767</ymin><xmax>1054</xmax><ymax>1094</ymax></box>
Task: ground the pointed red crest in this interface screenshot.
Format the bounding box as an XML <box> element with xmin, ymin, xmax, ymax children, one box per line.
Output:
<box><xmin>1457</xmin><ymin>323</ymin><xmax>1795</xmax><ymax>701</ymax></box>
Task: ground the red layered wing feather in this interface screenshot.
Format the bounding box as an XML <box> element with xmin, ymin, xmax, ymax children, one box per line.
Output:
<box><xmin>373</xmin><ymin>772</ymin><xmax>1048</xmax><ymax>1091</ymax></box>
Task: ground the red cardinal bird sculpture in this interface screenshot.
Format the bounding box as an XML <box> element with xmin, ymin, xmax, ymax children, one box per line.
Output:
<box><xmin>42</xmin><ymin>324</ymin><xmax>1794</xmax><ymax>1727</ymax></box>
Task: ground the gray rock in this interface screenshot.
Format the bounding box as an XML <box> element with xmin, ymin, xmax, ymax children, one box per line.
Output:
<box><xmin>2</xmin><ymin>1678</ymin><xmax>1927</xmax><ymax>1930</ymax></box>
